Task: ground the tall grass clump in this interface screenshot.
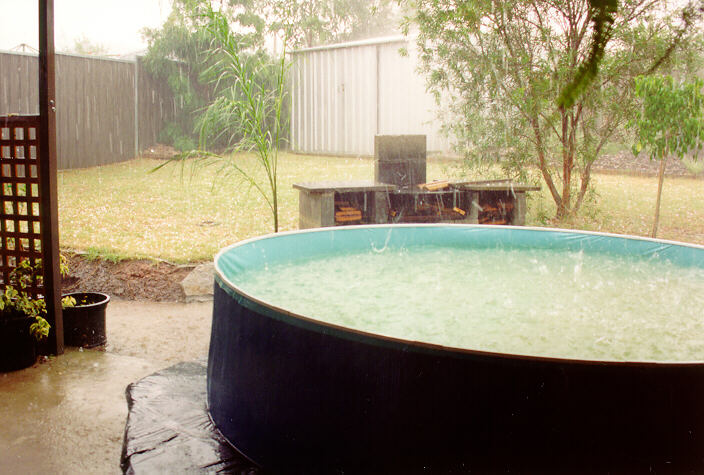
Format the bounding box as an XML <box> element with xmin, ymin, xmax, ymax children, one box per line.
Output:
<box><xmin>158</xmin><ymin>4</ymin><xmax>288</xmax><ymax>233</ymax></box>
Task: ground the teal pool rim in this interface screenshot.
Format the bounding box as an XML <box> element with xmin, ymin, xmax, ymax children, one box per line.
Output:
<box><xmin>214</xmin><ymin>224</ymin><xmax>704</xmax><ymax>366</ymax></box>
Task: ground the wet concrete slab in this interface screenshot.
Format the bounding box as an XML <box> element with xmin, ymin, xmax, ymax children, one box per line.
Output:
<box><xmin>0</xmin><ymin>299</ymin><xmax>213</xmax><ymax>474</ymax></box>
<box><xmin>0</xmin><ymin>349</ymin><xmax>161</xmax><ymax>473</ymax></box>
<box><xmin>105</xmin><ymin>299</ymin><xmax>213</xmax><ymax>365</ymax></box>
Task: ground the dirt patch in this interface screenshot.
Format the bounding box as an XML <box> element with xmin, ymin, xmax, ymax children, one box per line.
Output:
<box><xmin>593</xmin><ymin>151</ymin><xmax>701</xmax><ymax>177</ymax></box>
<box><xmin>61</xmin><ymin>253</ymin><xmax>195</xmax><ymax>302</ymax></box>
<box><xmin>138</xmin><ymin>143</ymin><xmax>181</xmax><ymax>160</ymax></box>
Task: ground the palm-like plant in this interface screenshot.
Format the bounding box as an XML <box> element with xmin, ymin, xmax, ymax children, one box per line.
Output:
<box><xmin>162</xmin><ymin>5</ymin><xmax>289</xmax><ymax>233</ymax></box>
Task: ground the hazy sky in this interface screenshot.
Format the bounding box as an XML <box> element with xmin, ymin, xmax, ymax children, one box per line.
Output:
<box><xmin>0</xmin><ymin>0</ymin><xmax>172</xmax><ymax>55</ymax></box>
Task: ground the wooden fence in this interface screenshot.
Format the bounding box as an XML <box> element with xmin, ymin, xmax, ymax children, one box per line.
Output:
<box><xmin>0</xmin><ymin>50</ymin><xmax>180</xmax><ymax>169</ymax></box>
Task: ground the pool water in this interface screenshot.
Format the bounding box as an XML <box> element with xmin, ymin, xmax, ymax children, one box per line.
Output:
<box><xmin>230</xmin><ymin>245</ymin><xmax>704</xmax><ymax>362</ymax></box>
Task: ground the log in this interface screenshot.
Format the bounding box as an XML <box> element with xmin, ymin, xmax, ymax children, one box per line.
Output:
<box><xmin>418</xmin><ymin>180</ymin><xmax>449</xmax><ymax>191</ymax></box>
<box><xmin>478</xmin><ymin>216</ymin><xmax>507</xmax><ymax>225</ymax></box>
<box><xmin>335</xmin><ymin>210</ymin><xmax>363</xmax><ymax>222</ymax></box>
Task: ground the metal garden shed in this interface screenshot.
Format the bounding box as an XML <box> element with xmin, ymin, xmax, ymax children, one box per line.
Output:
<box><xmin>289</xmin><ymin>36</ymin><xmax>450</xmax><ymax>157</ymax></box>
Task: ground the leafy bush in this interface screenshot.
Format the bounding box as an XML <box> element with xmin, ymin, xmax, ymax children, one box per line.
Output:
<box><xmin>0</xmin><ymin>260</ymin><xmax>50</xmax><ymax>341</ymax></box>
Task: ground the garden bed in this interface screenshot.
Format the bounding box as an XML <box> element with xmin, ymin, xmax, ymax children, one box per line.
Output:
<box><xmin>593</xmin><ymin>151</ymin><xmax>701</xmax><ymax>177</ymax></box>
<box><xmin>61</xmin><ymin>253</ymin><xmax>193</xmax><ymax>302</ymax></box>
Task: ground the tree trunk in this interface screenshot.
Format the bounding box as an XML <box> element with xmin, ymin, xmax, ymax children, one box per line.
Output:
<box><xmin>273</xmin><ymin>189</ymin><xmax>279</xmax><ymax>233</ymax></box>
<box><xmin>572</xmin><ymin>160</ymin><xmax>594</xmax><ymax>216</ymax></box>
<box><xmin>561</xmin><ymin>111</ymin><xmax>571</xmax><ymax>217</ymax></box>
<box><xmin>530</xmin><ymin>117</ymin><xmax>562</xmax><ymax>213</ymax></box>
<box><xmin>651</xmin><ymin>159</ymin><xmax>667</xmax><ymax>238</ymax></box>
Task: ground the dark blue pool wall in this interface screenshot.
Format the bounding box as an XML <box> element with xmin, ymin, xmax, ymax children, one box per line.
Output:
<box><xmin>207</xmin><ymin>225</ymin><xmax>704</xmax><ymax>472</ymax></box>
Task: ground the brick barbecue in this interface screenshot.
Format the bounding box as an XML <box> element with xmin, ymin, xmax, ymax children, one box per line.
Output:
<box><xmin>294</xmin><ymin>135</ymin><xmax>540</xmax><ymax>229</ymax></box>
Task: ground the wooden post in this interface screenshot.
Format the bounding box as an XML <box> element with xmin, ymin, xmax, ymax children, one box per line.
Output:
<box><xmin>372</xmin><ymin>191</ymin><xmax>389</xmax><ymax>224</ymax></box>
<box><xmin>513</xmin><ymin>192</ymin><xmax>527</xmax><ymax>226</ymax></box>
<box><xmin>298</xmin><ymin>190</ymin><xmax>335</xmax><ymax>229</ymax></box>
<box><xmin>38</xmin><ymin>0</ymin><xmax>63</xmax><ymax>355</ymax></box>
<box><xmin>134</xmin><ymin>57</ymin><xmax>139</xmax><ymax>158</ymax></box>
<box><xmin>467</xmin><ymin>191</ymin><xmax>479</xmax><ymax>224</ymax></box>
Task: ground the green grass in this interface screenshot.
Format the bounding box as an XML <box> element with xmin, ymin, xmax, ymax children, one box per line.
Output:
<box><xmin>58</xmin><ymin>154</ymin><xmax>703</xmax><ymax>263</ymax></box>
<box><xmin>526</xmin><ymin>173</ymin><xmax>704</xmax><ymax>245</ymax></box>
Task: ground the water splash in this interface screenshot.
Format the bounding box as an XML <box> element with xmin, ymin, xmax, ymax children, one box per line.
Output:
<box><xmin>370</xmin><ymin>227</ymin><xmax>393</xmax><ymax>254</ymax></box>
<box><xmin>572</xmin><ymin>249</ymin><xmax>584</xmax><ymax>281</ymax></box>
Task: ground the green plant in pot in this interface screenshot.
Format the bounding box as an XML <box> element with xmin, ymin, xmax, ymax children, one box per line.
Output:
<box><xmin>61</xmin><ymin>269</ymin><xmax>110</xmax><ymax>348</ymax></box>
<box><xmin>0</xmin><ymin>260</ymin><xmax>50</xmax><ymax>372</ymax></box>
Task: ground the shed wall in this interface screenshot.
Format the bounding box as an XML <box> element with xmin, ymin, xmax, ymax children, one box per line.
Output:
<box><xmin>290</xmin><ymin>38</ymin><xmax>450</xmax><ymax>156</ymax></box>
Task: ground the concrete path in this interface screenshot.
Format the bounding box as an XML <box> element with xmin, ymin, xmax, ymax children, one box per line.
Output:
<box><xmin>0</xmin><ymin>299</ymin><xmax>213</xmax><ymax>474</ymax></box>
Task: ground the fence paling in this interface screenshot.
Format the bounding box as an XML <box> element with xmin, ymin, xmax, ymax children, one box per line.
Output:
<box><xmin>0</xmin><ymin>51</ymin><xmax>181</xmax><ymax>170</ymax></box>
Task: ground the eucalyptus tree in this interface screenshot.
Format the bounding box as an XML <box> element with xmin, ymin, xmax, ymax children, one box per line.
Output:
<box><xmin>69</xmin><ymin>35</ymin><xmax>109</xmax><ymax>56</ymax></box>
<box><xmin>242</xmin><ymin>0</ymin><xmax>402</xmax><ymax>49</ymax></box>
<box><xmin>262</xmin><ymin>0</ymin><xmax>401</xmax><ymax>48</ymax></box>
<box><xmin>408</xmin><ymin>0</ymin><xmax>703</xmax><ymax>220</ymax></box>
<box><xmin>629</xmin><ymin>75</ymin><xmax>704</xmax><ymax>237</ymax></box>
<box><xmin>560</xmin><ymin>0</ymin><xmax>704</xmax><ymax>107</ymax></box>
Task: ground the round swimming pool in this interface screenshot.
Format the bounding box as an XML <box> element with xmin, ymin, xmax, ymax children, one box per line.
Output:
<box><xmin>207</xmin><ymin>224</ymin><xmax>704</xmax><ymax>472</ymax></box>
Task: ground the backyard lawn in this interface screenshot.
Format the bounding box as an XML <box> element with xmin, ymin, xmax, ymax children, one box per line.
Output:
<box><xmin>58</xmin><ymin>153</ymin><xmax>704</xmax><ymax>263</ymax></box>
<box><xmin>528</xmin><ymin>173</ymin><xmax>704</xmax><ymax>246</ymax></box>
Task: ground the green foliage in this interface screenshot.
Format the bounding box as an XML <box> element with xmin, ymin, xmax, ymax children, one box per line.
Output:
<box><xmin>82</xmin><ymin>247</ymin><xmax>124</xmax><ymax>264</ymax></box>
<box><xmin>159</xmin><ymin>122</ymin><xmax>198</xmax><ymax>152</ymax></box>
<box><xmin>59</xmin><ymin>254</ymin><xmax>70</xmax><ymax>277</ymax></box>
<box><xmin>559</xmin><ymin>0</ymin><xmax>704</xmax><ymax>108</ymax></box>
<box><xmin>682</xmin><ymin>157</ymin><xmax>704</xmax><ymax>175</ymax></box>
<box><xmin>61</xmin><ymin>294</ymin><xmax>94</xmax><ymax>308</ymax></box>
<box><xmin>630</xmin><ymin>75</ymin><xmax>704</xmax><ymax>161</ymax></box>
<box><xmin>141</xmin><ymin>0</ymin><xmax>267</xmax><ymax>151</ymax></box>
<box><xmin>408</xmin><ymin>0</ymin><xmax>703</xmax><ymax>220</ymax></box>
<box><xmin>557</xmin><ymin>0</ymin><xmax>618</xmax><ymax>109</ymax></box>
<box><xmin>263</xmin><ymin>0</ymin><xmax>401</xmax><ymax>48</ymax></box>
<box><xmin>0</xmin><ymin>260</ymin><xmax>50</xmax><ymax>341</ymax></box>
<box><xmin>628</xmin><ymin>74</ymin><xmax>704</xmax><ymax>237</ymax></box>
<box><xmin>68</xmin><ymin>35</ymin><xmax>109</xmax><ymax>56</ymax></box>
<box><xmin>61</xmin><ymin>296</ymin><xmax>77</xmax><ymax>309</ymax></box>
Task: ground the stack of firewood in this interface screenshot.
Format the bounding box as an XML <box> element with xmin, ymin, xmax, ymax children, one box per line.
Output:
<box><xmin>335</xmin><ymin>201</ymin><xmax>362</xmax><ymax>223</ymax></box>
<box><xmin>478</xmin><ymin>201</ymin><xmax>513</xmax><ymax>224</ymax></box>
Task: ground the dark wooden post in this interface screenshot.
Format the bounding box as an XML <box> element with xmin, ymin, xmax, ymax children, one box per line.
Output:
<box><xmin>38</xmin><ymin>0</ymin><xmax>63</xmax><ymax>355</ymax></box>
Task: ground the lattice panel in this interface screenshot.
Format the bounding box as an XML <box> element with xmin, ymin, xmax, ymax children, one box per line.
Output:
<box><xmin>0</xmin><ymin>116</ymin><xmax>43</xmax><ymax>298</ymax></box>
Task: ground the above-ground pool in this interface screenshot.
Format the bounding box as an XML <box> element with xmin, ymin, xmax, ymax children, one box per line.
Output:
<box><xmin>207</xmin><ymin>225</ymin><xmax>704</xmax><ymax>472</ymax></box>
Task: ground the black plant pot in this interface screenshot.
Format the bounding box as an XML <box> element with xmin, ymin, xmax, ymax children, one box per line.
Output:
<box><xmin>62</xmin><ymin>292</ymin><xmax>110</xmax><ymax>348</ymax></box>
<box><xmin>0</xmin><ymin>314</ymin><xmax>36</xmax><ymax>372</ymax></box>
